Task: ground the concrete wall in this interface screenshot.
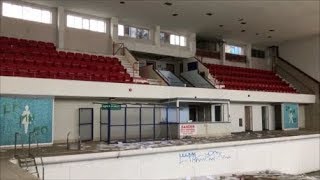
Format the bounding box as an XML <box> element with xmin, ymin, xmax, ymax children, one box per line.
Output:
<box><xmin>0</xmin><ymin>16</ymin><xmax>57</xmax><ymax>44</ymax></box>
<box><xmin>112</xmin><ymin>19</ymin><xmax>196</xmax><ymax>58</ymax></box>
<box><xmin>64</xmin><ymin>25</ymin><xmax>112</xmax><ymax>54</ymax></box>
<box><xmin>230</xmin><ymin>103</ymin><xmax>275</xmax><ymax>132</ymax></box>
<box><xmin>38</xmin><ymin>134</ymin><xmax>320</xmax><ymax>179</ymax></box>
<box><xmin>0</xmin><ymin>76</ymin><xmax>316</xmax><ymax>104</ymax></box>
<box><xmin>53</xmin><ymin>97</ymin><xmax>281</xmax><ymax>143</ymax></box>
<box><xmin>279</xmin><ymin>35</ymin><xmax>320</xmax><ymax>82</ymax></box>
<box><xmin>275</xmin><ymin>58</ymin><xmax>319</xmax><ymax>131</ymax></box>
<box><xmin>0</xmin><ymin>5</ymin><xmax>113</xmax><ymax>55</ymax></box>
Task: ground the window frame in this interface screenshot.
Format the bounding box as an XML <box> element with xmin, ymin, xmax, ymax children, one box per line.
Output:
<box><xmin>161</xmin><ymin>31</ymin><xmax>187</xmax><ymax>47</ymax></box>
<box><xmin>225</xmin><ymin>44</ymin><xmax>244</xmax><ymax>55</ymax></box>
<box><xmin>118</xmin><ymin>24</ymin><xmax>150</xmax><ymax>40</ymax></box>
<box><xmin>66</xmin><ymin>13</ymin><xmax>106</xmax><ymax>33</ymax></box>
<box><xmin>2</xmin><ymin>1</ymin><xmax>52</xmax><ymax>24</ymax></box>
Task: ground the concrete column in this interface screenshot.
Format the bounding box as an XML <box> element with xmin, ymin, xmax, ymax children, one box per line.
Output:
<box><xmin>189</xmin><ymin>33</ymin><xmax>196</xmax><ymax>56</ymax></box>
<box><xmin>110</xmin><ymin>17</ymin><xmax>119</xmax><ymax>42</ymax></box>
<box><xmin>220</xmin><ymin>43</ymin><xmax>226</xmax><ymax>65</ymax></box>
<box><xmin>57</xmin><ymin>6</ymin><xmax>65</xmax><ymax>49</ymax></box>
<box><xmin>246</xmin><ymin>43</ymin><xmax>252</xmax><ymax>68</ymax></box>
<box><xmin>154</xmin><ymin>25</ymin><xmax>160</xmax><ymax>47</ymax></box>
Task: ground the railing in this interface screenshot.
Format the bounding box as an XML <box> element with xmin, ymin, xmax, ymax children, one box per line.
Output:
<box><xmin>112</xmin><ymin>42</ymin><xmax>125</xmax><ymax>56</ymax></box>
<box><xmin>34</xmin><ymin>137</ymin><xmax>45</xmax><ymax>180</ymax></box>
<box><xmin>123</xmin><ymin>47</ymin><xmax>140</xmax><ymax>78</ymax></box>
<box><xmin>14</xmin><ymin>132</ymin><xmax>22</xmax><ymax>157</ymax></box>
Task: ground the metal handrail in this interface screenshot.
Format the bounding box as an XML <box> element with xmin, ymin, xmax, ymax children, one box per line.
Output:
<box><xmin>28</xmin><ymin>131</ymin><xmax>35</xmax><ymax>155</ymax></box>
<box><xmin>113</xmin><ymin>42</ymin><xmax>125</xmax><ymax>56</ymax></box>
<box><xmin>66</xmin><ymin>132</ymin><xmax>71</xmax><ymax>150</ymax></box>
<box><xmin>14</xmin><ymin>132</ymin><xmax>22</xmax><ymax>157</ymax></box>
<box><xmin>34</xmin><ymin>136</ymin><xmax>45</xmax><ymax>180</ymax></box>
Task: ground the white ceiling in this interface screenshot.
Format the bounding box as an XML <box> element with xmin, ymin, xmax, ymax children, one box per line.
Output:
<box><xmin>25</xmin><ymin>0</ymin><xmax>320</xmax><ymax>46</ymax></box>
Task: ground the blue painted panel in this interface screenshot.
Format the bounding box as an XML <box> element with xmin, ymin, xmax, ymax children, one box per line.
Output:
<box><xmin>283</xmin><ymin>103</ymin><xmax>299</xmax><ymax>129</ymax></box>
<box><xmin>0</xmin><ymin>97</ymin><xmax>53</xmax><ymax>146</ymax></box>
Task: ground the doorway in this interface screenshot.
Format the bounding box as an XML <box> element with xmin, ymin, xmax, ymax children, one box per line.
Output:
<box><xmin>146</xmin><ymin>61</ymin><xmax>156</xmax><ymax>69</ymax></box>
<box><xmin>244</xmin><ymin>106</ymin><xmax>253</xmax><ymax>131</ymax></box>
<box><xmin>262</xmin><ymin>106</ymin><xmax>269</xmax><ymax>130</ymax></box>
<box><xmin>189</xmin><ymin>106</ymin><xmax>198</xmax><ymax>122</ymax></box>
<box><xmin>274</xmin><ymin>105</ymin><xmax>282</xmax><ymax>130</ymax></box>
<box><xmin>79</xmin><ymin>108</ymin><xmax>94</xmax><ymax>141</ymax></box>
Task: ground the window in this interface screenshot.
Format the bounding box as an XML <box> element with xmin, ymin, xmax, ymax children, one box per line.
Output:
<box><xmin>214</xmin><ymin>106</ymin><xmax>222</xmax><ymax>122</ymax></box>
<box><xmin>66</xmin><ymin>14</ymin><xmax>106</xmax><ymax>33</ymax></box>
<box><xmin>118</xmin><ymin>24</ymin><xmax>149</xmax><ymax>40</ymax></box>
<box><xmin>252</xmin><ymin>49</ymin><xmax>265</xmax><ymax>58</ymax></box>
<box><xmin>118</xmin><ymin>24</ymin><xmax>124</xmax><ymax>36</ymax></box>
<box><xmin>2</xmin><ymin>2</ymin><xmax>52</xmax><ymax>24</ymax></box>
<box><xmin>161</xmin><ymin>32</ymin><xmax>186</xmax><ymax>47</ymax></box>
<box><xmin>225</xmin><ymin>45</ymin><xmax>244</xmax><ymax>55</ymax></box>
<box><xmin>160</xmin><ymin>32</ymin><xmax>170</xmax><ymax>44</ymax></box>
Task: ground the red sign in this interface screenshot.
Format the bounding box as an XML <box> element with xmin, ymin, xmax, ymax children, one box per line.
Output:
<box><xmin>180</xmin><ymin>124</ymin><xmax>197</xmax><ymax>136</ymax></box>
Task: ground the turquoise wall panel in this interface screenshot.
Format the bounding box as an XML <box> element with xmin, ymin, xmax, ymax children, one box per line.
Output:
<box><xmin>283</xmin><ymin>103</ymin><xmax>299</xmax><ymax>129</ymax></box>
<box><xmin>0</xmin><ymin>97</ymin><xmax>53</xmax><ymax>146</ymax></box>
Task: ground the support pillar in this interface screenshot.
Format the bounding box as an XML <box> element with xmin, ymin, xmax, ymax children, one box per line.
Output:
<box><xmin>57</xmin><ymin>6</ymin><xmax>65</xmax><ymax>49</ymax></box>
<box><xmin>246</xmin><ymin>43</ymin><xmax>252</xmax><ymax>68</ymax></box>
<box><xmin>110</xmin><ymin>17</ymin><xmax>119</xmax><ymax>42</ymax></box>
<box><xmin>154</xmin><ymin>25</ymin><xmax>160</xmax><ymax>47</ymax></box>
<box><xmin>220</xmin><ymin>43</ymin><xmax>226</xmax><ymax>65</ymax></box>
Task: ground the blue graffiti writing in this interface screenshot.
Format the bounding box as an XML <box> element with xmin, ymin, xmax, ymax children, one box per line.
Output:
<box><xmin>179</xmin><ymin>150</ymin><xmax>231</xmax><ymax>164</ymax></box>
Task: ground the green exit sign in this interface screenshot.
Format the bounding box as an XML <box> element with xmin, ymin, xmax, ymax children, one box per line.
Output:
<box><xmin>101</xmin><ymin>103</ymin><xmax>121</xmax><ymax>110</ymax></box>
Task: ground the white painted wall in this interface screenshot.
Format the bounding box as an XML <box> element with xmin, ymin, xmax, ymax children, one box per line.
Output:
<box><xmin>0</xmin><ymin>16</ymin><xmax>57</xmax><ymax>44</ymax></box>
<box><xmin>230</xmin><ymin>103</ymin><xmax>275</xmax><ymax>132</ymax></box>
<box><xmin>37</xmin><ymin>134</ymin><xmax>320</xmax><ymax>179</ymax></box>
<box><xmin>299</xmin><ymin>105</ymin><xmax>306</xmax><ymax>129</ymax></box>
<box><xmin>64</xmin><ymin>24</ymin><xmax>112</xmax><ymax>54</ymax></box>
<box><xmin>279</xmin><ymin>35</ymin><xmax>320</xmax><ymax>81</ymax></box>
<box><xmin>54</xmin><ymin>99</ymin><xmax>101</xmax><ymax>143</ymax></box>
<box><xmin>251</xmin><ymin>57</ymin><xmax>272</xmax><ymax>71</ymax></box>
<box><xmin>0</xmin><ymin>76</ymin><xmax>316</xmax><ymax>104</ymax></box>
<box><xmin>112</xmin><ymin>19</ymin><xmax>196</xmax><ymax>58</ymax></box>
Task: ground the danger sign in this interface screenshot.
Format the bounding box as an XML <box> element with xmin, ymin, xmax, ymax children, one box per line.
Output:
<box><xmin>180</xmin><ymin>124</ymin><xmax>197</xmax><ymax>136</ymax></box>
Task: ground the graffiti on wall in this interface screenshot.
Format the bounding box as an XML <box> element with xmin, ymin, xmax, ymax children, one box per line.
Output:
<box><xmin>178</xmin><ymin>150</ymin><xmax>231</xmax><ymax>164</ymax></box>
<box><xmin>0</xmin><ymin>97</ymin><xmax>53</xmax><ymax>146</ymax></box>
<box><xmin>283</xmin><ymin>103</ymin><xmax>299</xmax><ymax>129</ymax></box>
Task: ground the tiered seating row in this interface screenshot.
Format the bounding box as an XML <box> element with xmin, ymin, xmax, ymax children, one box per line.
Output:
<box><xmin>205</xmin><ymin>64</ymin><xmax>297</xmax><ymax>93</ymax></box>
<box><xmin>0</xmin><ymin>36</ymin><xmax>133</xmax><ymax>83</ymax></box>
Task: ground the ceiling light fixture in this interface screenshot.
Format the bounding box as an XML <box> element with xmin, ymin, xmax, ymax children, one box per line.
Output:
<box><xmin>164</xmin><ymin>2</ymin><xmax>173</xmax><ymax>6</ymax></box>
<box><xmin>206</xmin><ymin>13</ymin><xmax>213</xmax><ymax>16</ymax></box>
<box><xmin>172</xmin><ymin>13</ymin><xmax>178</xmax><ymax>16</ymax></box>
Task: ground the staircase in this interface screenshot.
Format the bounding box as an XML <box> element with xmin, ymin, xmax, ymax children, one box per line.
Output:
<box><xmin>116</xmin><ymin>55</ymin><xmax>162</xmax><ymax>85</ymax></box>
<box><xmin>14</xmin><ymin>132</ymin><xmax>45</xmax><ymax>179</ymax></box>
<box><xmin>17</xmin><ymin>154</ymin><xmax>40</xmax><ymax>179</ymax></box>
